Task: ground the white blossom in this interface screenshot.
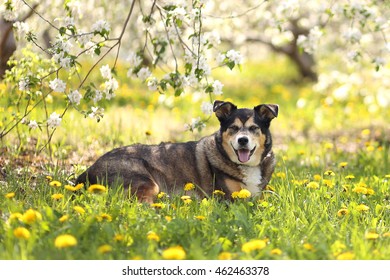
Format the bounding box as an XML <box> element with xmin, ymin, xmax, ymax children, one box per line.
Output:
<box><xmin>92</xmin><ymin>20</ymin><xmax>110</xmax><ymax>33</ymax></box>
<box><xmin>147</xmin><ymin>77</ymin><xmax>159</xmax><ymax>91</ymax></box>
<box><xmin>137</xmin><ymin>67</ymin><xmax>152</xmax><ymax>81</ymax></box>
<box><xmin>184</xmin><ymin>117</ymin><xmax>205</xmax><ymax>131</ymax></box>
<box><xmin>226</xmin><ymin>50</ymin><xmax>243</xmax><ymax>65</ymax></box>
<box><xmin>212</xmin><ymin>80</ymin><xmax>224</xmax><ymax>95</ymax></box>
<box><xmin>68</xmin><ymin>90</ymin><xmax>82</xmax><ymax>105</ymax></box>
<box><xmin>343</xmin><ymin>28</ymin><xmax>362</xmax><ymax>44</ymax></box>
<box><xmin>49</xmin><ymin>78</ymin><xmax>66</xmax><ymax>93</ymax></box>
<box><xmin>28</xmin><ymin>120</ymin><xmax>38</xmax><ymax>130</ymax></box>
<box><xmin>47</xmin><ymin>112</ymin><xmax>62</xmax><ymax>128</ymax></box>
<box><xmin>88</xmin><ymin>106</ymin><xmax>104</xmax><ymax>120</ymax></box>
<box><xmin>100</xmin><ymin>64</ymin><xmax>112</xmax><ymax>79</ymax></box>
<box><xmin>18</xmin><ymin>77</ymin><xmax>29</xmax><ymax>91</ymax></box>
<box><xmin>93</xmin><ymin>90</ymin><xmax>103</xmax><ymax>103</ymax></box>
<box><xmin>201</xmin><ymin>102</ymin><xmax>213</xmax><ymax>116</ymax></box>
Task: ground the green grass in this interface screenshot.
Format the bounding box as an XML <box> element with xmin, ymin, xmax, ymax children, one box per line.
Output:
<box><xmin>0</xmin><ymin>59</ymin><xmax>389</xmax><ymax>260</ymax></box>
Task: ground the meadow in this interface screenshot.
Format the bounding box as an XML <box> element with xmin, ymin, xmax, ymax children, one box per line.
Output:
<box><xmin>0</xmin><ymin>57</ymin><xmax>389</xmax><ymax>260</ymax></box>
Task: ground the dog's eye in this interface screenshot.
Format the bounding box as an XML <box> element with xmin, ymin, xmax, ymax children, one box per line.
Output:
<box><xmin>249</xmin><ymin>125</ymin><xmax>259</xmax><ymax>132</ymax></box>
<box><xmin>228</xmin><ymin>125</ymin><xmax>240</xmax><ymax>132</ymax></box>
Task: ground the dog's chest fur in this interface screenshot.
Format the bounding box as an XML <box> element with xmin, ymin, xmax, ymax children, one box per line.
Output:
<box><xmin>239</xmin><ymin>166</ymin><xmax>262</xmax><ymax>195</ymax></box>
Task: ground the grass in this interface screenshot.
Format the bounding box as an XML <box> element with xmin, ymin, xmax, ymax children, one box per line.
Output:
<box><xmin>0</xmin><ymin>58</ymin><xmax>389</xmax><ymax>260</ymax></box>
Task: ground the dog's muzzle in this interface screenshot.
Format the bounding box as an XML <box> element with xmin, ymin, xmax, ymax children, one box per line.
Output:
<box><xmin>232</xmin><ymin>136</ymin><xmax>256</xmax><ymax>163</ymax></box>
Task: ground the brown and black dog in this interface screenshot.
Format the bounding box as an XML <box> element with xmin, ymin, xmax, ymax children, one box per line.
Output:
<box><xmin>76</xmin><ymin>100</ymin><xmax>278</xmax><ymax>203</ymax></box>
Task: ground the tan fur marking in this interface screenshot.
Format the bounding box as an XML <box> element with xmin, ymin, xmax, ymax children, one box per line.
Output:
<box><xmin>224</xmin><ymin>178</ymin><xmax>244</xmax><ymax>193</ymax></box>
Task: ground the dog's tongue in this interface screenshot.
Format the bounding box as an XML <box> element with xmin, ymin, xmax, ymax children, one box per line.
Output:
<box><xmin>237</xmin><ymin>149</ymin><xmax>251</xmax><ymax>163</ymax></box>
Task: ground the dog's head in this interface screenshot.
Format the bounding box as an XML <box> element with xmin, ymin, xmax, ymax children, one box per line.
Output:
<box><xmin>213</xmin><ymin>100</ymin><xmax>278</xmax><ymax>166</ymax></box>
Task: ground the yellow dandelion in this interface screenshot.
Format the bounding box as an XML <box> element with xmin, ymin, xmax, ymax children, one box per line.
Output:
<box><xmin>195</xmin><ymin>215</ymin><xmax>206</xmax><ymax>221</ymax></box>
<box><xmin>49</xmin><ymin>180</ymin><xmax>62</xmax><ymax>187</ymax></box>
<box><xmin>366</xmin><ymin>145</ymin><xmax>375</xmax><ymax>152</ymax></box>
<box><xmin>13</xmin><ymin>227</ymin><xmax>31</xmax><ymax>240</ymax></box>
<box><xmin>366</xmin><ymin>188</ymin><xmax>375</xmax><ymax>195</ymax></box>
<box><xmin>241</xmin><ymin>239</ymin><xmax>267</xmax><ymax>253</ymax></box>
<box><xmin>270</xmin><ymin>248</ymin><xmax>283</xmax><ymax>255</ymax></box>
<box><xmin>180</xmin><ymin>195</ymin><xmax>192</xmax><ymax>204</ymax></box>
<box><xmin>313</xmin><ymin>174</ymin><xmax>322</xmax><ymax>181</ymax></box>
<box><xmin>165</xmin><ymin>216</ymin><xmax>172</xmax><ymax>222</ymax></box>
<box><xmin>382</xmin><ymin>232</ymin><xmax>390</xmax><ymax>238</ymax></box>
<box><xmin>54</xmin><ymin>234</ymin><xmax>77</xmax><ymax>248</ymax></box>
<box><xmin>97</xmin><ymin>213</ymin><xmax>112</xmax><ymax>222</ymax></box>
<box><xmin>361</xmin><ymin>129</ymin><xmax>370</xmax><ymax>137</ymax></box>
<box><xmin>184</xmin><ymin>183</ymin><xmax>195</xmax><ymax>191</ymax></box>
<box><xmin>114</xmin><ymin>234</ymin><xmax>125</xmax><ymax>242</ymax></box>
<box><xmin>213</xmin><ymin>190</ymin><xmax>226</xmax><ymax>196</ymax></box>
<box><xmin>276</xmin><ymin>172</ymin><xmax>286</xmax><ymax>179</ymax></box>
<box><xmin>324</xmin><ymin>170</ymin><xmax>335</xmax><ymax>176</ymax></box>
<box><xmin>342</xmin><ymin>184</ymin><xmax>350</xmax><ymax>192</ymax></box>
<box><xmin>356</xmin><ymin>204</ymin><xmax>369</xmax><ymax>212</ymax></box>
<box><xmin>5</xmin><ymin>192</ymin><xmax>15</xmax><ymax>199</ymax></box>
<box><xmin>365</xmin><ymin>232</ymin><xmax>380</xmax><ymax>240</ymax></box>
<box><xmin>59</xmin><ymin>215</ymin><xmax>69</xmax><ymax>223</ymax></box>
<box><xmin>231</xmin><ymin>191</ymin><xmax>240</xmax><ymax>199</ymax></box>
<box><xmin>337</xmin><ymin>208</ymin><xmax>349</xmax><ymax>217</ymax></box>
<box><xmin>147</xmin><ymin>231</ymin><xmax>160</xmax><ymax>242</ymax></box>
<box><xmin>324</xmin><ymin>142</ymin><xmax>334</xmax><ymax>149</ymax></box>
<box><xmin>352</xmin><ymin>186</ymin><xmax>367</xmax><ymax>194</ymax></box>
<box><xmin>337</xmin><ymin>252</ymin><xmax>355</xmax><ymax>260</ymax></box>
<box><xmin>303</xmin><ymin>243</ymin><xmax>315</xmax><ymax>251</ymax></box>
<box><xmin>98</xmin><ymin>244</ymin><xmax>112</xmax><ymax>254</ymax></box>
<box><xmin>10</xmin><ymin>212</ymin><xmax>23</xmax><ymax>220</ymax></box>
<box><xmin>218</xmin><ymin>252</ymin><xmax>233</xmax><ymax>260</ymax></box>
<box><xmin>307</xmin><ymin>182</ymin><xmax>319</xmax><ymax>189</ymax></box>
<box><xmin>51</xmin><ymin>193</ymin><xmax>64</xmax><ymax>200</ymax></box>
<box><xmin>65</xmin><ymin>183</ymin><xmax>84</xmax><ymax>191</ymax></box>
<box><xmin>21</xmin><ymin>209</ymin><xmax>42</xmax><ymax>224</ymax></box>
<box><xmin>238</xmin><ymin>189</ymin><xmax>251</xmax><ymax>198</ymax></box>
<box><xmin>151</xmin><ymin>203</ymin><xmax>165</xmax><ymax>209</ymax></box>
<box><xmin>345</xmin><ymin>175</ymin><xmax>355</xmax><ymax>180</ymax></box>
<box><xmin>46</xmin><ymin>175</ymin><xmax>53</xmax><ymax>181</ymax></box>
<box><xmin>323</xmin><ymin>179</ymin><xmax>334</xmax><ymax>188</ymax></box>
<box><xmin>87</xmin><ymin>184</ymin><xmax>106</xmax><ymax>194</ymax></box>
<box><xmin>162</xmin><ymin>246</ymin><xmax>186</xmax><ymax>260</ymax></box>
<box><xmin>298</xmin><ymin>150</ymin><xmax>305</xmax><ymax>156</ymax></box>
<box><xmin>157</xmin><ymin>192</ymin><xmax>167</xmax><ymax>199</ymax></box>
<box><xmin>339</xmin><ymin>162</ymin><xmax>348</xmax><ymax>168</ymax></box>
<box><xmin>73</xmin><ymin>206</ymin><xmax>86</xmax><ymax>214</ymax></box>
<box><xmin>265</xmin><ymin>185</ymin><xmax>275</xmax><ymax>191</ymax></box>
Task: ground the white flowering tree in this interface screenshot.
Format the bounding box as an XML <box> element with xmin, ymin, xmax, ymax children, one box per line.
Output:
<box><xmin>1</xmin><ymin>0</ymin><xmax>389</xmax><ymax>152</ymax></box>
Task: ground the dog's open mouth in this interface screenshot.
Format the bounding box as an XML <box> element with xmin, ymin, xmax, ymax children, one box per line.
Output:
<box><xmin>233</xmin><ymin>146</ymin><xmax>256</xmax><ymax>163</ymax></box>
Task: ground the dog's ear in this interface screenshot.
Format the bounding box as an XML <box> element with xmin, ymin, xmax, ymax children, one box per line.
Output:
<box><xmin>213</xmin><ymin>100</ymin><xmax>237</xmax><ymax>122</ymax></box>
<box><xmin>254</xmin><ymin>104</ymin><xmax>279</xmax><ymax>121</ymax></box>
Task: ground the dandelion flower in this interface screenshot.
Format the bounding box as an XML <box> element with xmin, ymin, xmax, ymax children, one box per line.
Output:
<box><xmin>46</xmin><ymin>175</ymin><xmax>53</xmax><ymax>181</ymax></box>
<box><xmin>59</xmin><ymin>215</ymin><xmax>69</xmax><ymax>223</ymax></box>
<box><xmin>49</xmin><ymin>180</ymin><xmax>62</xmax><ymax>187</ymax></box>
<box><xmin>337</xmin><ymin>208</ymin><xmax>349</xmax><ymax>217</ymax></box>
<box><xmin>365</xmin><ymin>232</ymin><xmax>379</xmax><ymax>240</ymax></box>
<box><xmin>21</xmin><ymin>209</ymin><xmax>42</xmax><ymax>224</ymax></box>
<box><xmin>157</xmin><ymin>192</ymin><xmax>167</xmax><ymax>199</ymax></box>
<box><xmin>165</xmin><ymin>216</ymin><xmax>172</xmax><ymax>222</ymax></box>
<box><xmin>73</xmin><ymin>206</ymin><xmax>86</xmax><ymax>214</ymax></box>
<box><xmin>324</xmin><ymin>170</ymin><xmax>335</xmax><ymax>176</ymax></box>
<box><xmin>356</xmin><ymin>204</ymin><xmax>369</xmax><ymax>212</ymax></box>
<box><xmin>10</xmin><ymin>212</ymin><xmax>23</xmax><ymax>221</ymax></box>
<box><xmin>97</xmin><ymin>213</ymin><xmax>112</xmax><ymax>222</ymax></box>
<box><xmin>13</xmin><ymin>227</ymin><xmax>31</xmax><ymax>240</ymax></box>
<box><xmin>307</xmin><ymin>182</ymin><xmax>319</xmax><ymax>189</ymax></box>
<box><xmin>98</xmin><ymin>244</ymin><xmax>112</xmax><ymax>254</ymax></box>
<box><xmin>65</xmin><ymin>183</ymin><xmax>84</xmax><ymax>191</ymax></box>
<box><xmin>5</xmin><ymin>192</ymin><xmax>15</xmax><ymax>199</ymax></box>
<box><xmin>54</xmin><ymin>234</ymin><xmax>77</xmax><ymax>248</ymax></box>
<box><xmin>382</xmin><ymin>232</ymin><xmax>390</xmax><ymax>238</ymax></box>
<box><xmin>366</xmin><ymin>188</ymin><xmax>375</xmax><ymax>195</ymax></box>
<box><xmin>151</xmin><ymin>203</ymin><xmax>165</xmax><ymax>209</ymax></box>
<box><xmin>352</xmin><ymin>186</ymin><xmax>367</xmax><ymax>194</ymax></box>
<box><xmin>87</xmin><ymin>184</ymin><xmax>106</xmax><ymax>194</ymax></box>
<box><xmin>147</xmin><ymin>231</ymin><xmax>160</xmax><ymax>242</ymax></box>
<box><xmin>336</xmin><ymin>252</ymin><xmax>355</xmax><ymax>260</ymax></box>
<box><xmin>303</xmin><ymin>243</ymin><xmax>315</xmax><ymax>251</ymax></box>
<box><xmin>323</xmin><ymin>179</ymin><xmax>334</xmax><ymax>188</ymax></box>
<box><xmin>162</xmin><ymin>246</ymin><xmax>186</xmax><ymax>260</ymax></box>
<box><xmin>232</xmin><ymin>189</ymin><xmax>252</xmax><ymax>199</ymax></box>
<box><xmin>276</xmin><ymin>172</ymin><xmax>286</xmax><ymax>178</ymax></box>
<box><xmin>270</xmin><ymin>248</ymin><xmax>283</xmax><ymax>255</ymax></box>
<box><xmin>184</xmin><ymin>183</ymin><xmax>195</xmax><ymax>191</ymax></box>
<box><xmin>345</xmin><ymin>175</ymin><xmax>355</xmax><ymax>180</ymax></box>
<box><xmin>51</xmin><ymin>193</ymin><xmax>64</xmax><ymax>200</ymax></box>
<box><xmin>339</xmin><ymin>162</ymin><xmax>348</xmax><ymax>168</ymax></box>
<box><xmin>213</xmin><ymin>190</ymin><xmax>225</xmax><ymax>196</ymax></box>
<box><xmin>313</xmin><ymin>174</ymin><xmax>322</xmax><ymax>181</ymax></box>
<box><xmin>195</xmin><ymin>215</ymin><xmax>206</xmax><ymax>221</ymax></box>
<box><xmin>324</xmin><ymin>142</ymin><xmax>334</xmax><ymax>149</ymax></box>
<box><xmin>241</xmin><ymin>239</ymin><xmax>267</xmax><ymax>253</ymax></box>
<box><xmin>181</xmin><ymin>195</ymin><xmax>192</xmax><ymax>204</ymax></box>
<box><xmin>218</xmin><ymin>252</ymin><xmax>233</xmax><ymax>260</ymax></box>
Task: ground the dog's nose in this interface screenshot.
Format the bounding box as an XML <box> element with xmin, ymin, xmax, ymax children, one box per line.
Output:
<box><xmin>238</xmin><ymin>137</ymin><xmax>249</xmax><ymax>146</ymax></box>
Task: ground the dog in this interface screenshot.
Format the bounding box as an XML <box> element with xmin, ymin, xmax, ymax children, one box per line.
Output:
<box><xmin>76</xmin><ymin>100</ymin><xmax>278</xmax><ymax>203</ymax></box>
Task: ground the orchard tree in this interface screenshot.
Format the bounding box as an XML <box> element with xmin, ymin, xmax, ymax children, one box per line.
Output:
<box><xmin>0</xmin><ymin>0</ymin><xmax>389</xmax><ymax>152</ymax></box>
